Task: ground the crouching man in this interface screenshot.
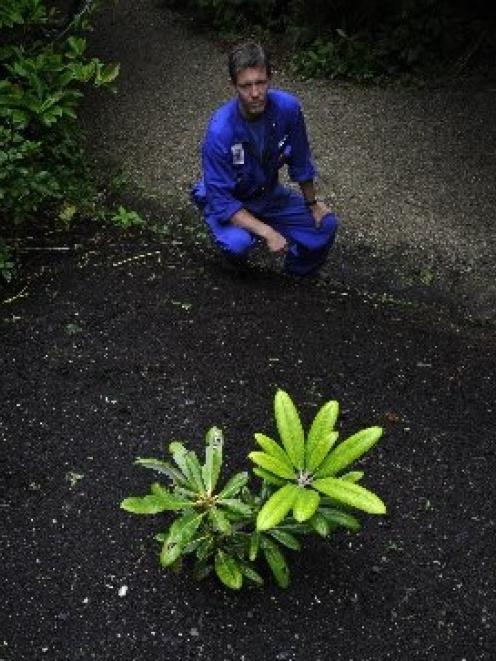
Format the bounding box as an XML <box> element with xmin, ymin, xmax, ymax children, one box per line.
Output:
<box><xmin>191</xmin><ymin>41</ymin><xmax>339</xmax><ymax>276</ymax></box>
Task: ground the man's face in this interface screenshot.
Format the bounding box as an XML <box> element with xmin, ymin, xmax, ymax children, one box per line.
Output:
<box><xmin>234</xmin><ymin>66</ymin><xmax>269</xmax><ymax>119</ymax></box>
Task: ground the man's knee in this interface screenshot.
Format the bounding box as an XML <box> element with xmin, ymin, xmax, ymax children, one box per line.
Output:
<box><xmin>301</xmin><ymin>212</ymin><xmax>339</xmax><ymax>251</ymax></box>
<box><xmin>320</xmin><ymin>212</ymin><xmax>339</xmax><ymax>238</ymax></box>
<box><xmin>214</xmin><ymin>225</ymin><xmax>255</xmax><ymax>258</ymax></box>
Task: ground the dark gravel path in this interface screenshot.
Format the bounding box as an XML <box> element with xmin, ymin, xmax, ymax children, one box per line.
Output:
<box><xmin>81</xmin><ymin>0</ymin><xmax>496</xmax><ymax>322</ymax></box>
<box><xmin>1</xmin><ymin>3</ymin><xmax>495</xmax><ymax>660</ymax></box>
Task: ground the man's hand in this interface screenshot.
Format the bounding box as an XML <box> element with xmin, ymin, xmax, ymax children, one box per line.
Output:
<box><xmin>230</xmin><ymin>208</ymin><xmax>288</xmax><ymax>256</ymax></box>
<box><xmin>265</xmin><ymin>228</ymin><xmax>288</xmax><ymax>255</ymax></box>
<box><xmin>311</xmin><ymin>200</ymin><xmax>332</xmax><ymax>228</ymax></box>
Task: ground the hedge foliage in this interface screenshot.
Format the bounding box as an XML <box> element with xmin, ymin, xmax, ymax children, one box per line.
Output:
<box><xmin>165</xmin><ymin>0</ymin><xmax>494</xmax><ymax>81</ymax></box>
<box><xmin>0</xmin><ymin>0</ymin><xmax>118</xmax><ymax>252</ymax></box>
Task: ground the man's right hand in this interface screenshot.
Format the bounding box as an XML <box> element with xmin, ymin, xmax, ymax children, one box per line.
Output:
<box><xmin>230</xmin><ymin>209</ymin><xmax>288</xmax><ymax>255</ymax></box>
<box><xmin>265</xmin><ymin>228</ymin><xmax>288</xmax><ymax>255</ymax></box>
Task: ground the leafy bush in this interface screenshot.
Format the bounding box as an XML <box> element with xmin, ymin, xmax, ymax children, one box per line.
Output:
<box><xmin>121</xmin><ymin>389</ymin><xmax>387</xmax><ymax>590</ymax></box>
<box><xmin>293</xmin><ymin>33</ymin><xmax>380</xmax><ymax>81</ymax></box>
<box><xmin>165</xmin><ymin>0</ymin><xmax>285</xmax><ymax>35</ymax></box>
<box><xmin>0</xmin><ymin>0</ymin><xmax>119</xmax><ymax>232</ymax></box>
<box><xmin>165</xmin><ymin>0</ymin><xmax>493</xmax><ymax>82</ymax></box>
<box><xmin>374</xmin><ymin>1</ymin><xmax>478</xmax><ymax>75</ymax></box>
<box><xmin>292</xmin><ymin>0</ymin><xmax>488</xmax><ymax>80</ymax></box>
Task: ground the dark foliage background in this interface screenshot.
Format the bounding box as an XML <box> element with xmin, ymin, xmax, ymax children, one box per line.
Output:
<box><xmin>0</xmin><ymin>0</ymin><xmax>118</xmax><ymax>280</ymax></box>
<box><xmin>164</xmin><ymin>0</ymin><xmax>496</xmax><ymax>80</ymax></box>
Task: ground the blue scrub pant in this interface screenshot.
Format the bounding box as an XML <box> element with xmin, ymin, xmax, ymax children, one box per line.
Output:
<box><xmin>204</xmin><ymin>186</ymin><xmax>339</xmax><ymax>276</ymax></box>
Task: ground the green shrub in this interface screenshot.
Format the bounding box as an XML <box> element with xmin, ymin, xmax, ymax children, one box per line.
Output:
<box><xmin>166</xmin><ymin>0</ymin><xmax>492</xmax><ymax>82</ymax></box>
<box><xmin>165</xmin><ymin>0</ymin><xmax>285</xmax><ymax>35</ymax></box>
<box><xmin>292</xmin><ymin>33</ymin><xmax>380</xmax><ymax>81</ymax></box>
<box><xmin>291</xmin><ymin>1</ymin><xmax>491</xmax><ymax>81</ymax></box>
<box><xmin>374</xmin><ymin>1</ymin><xmax>478</xmax><ymax>75</ymax></box>
<box><xmin>0</xmin><ymin>0</ymin><xmax>119</xmax><ymax>231</ymax></box>
<box><xmin>121</xmin><ymin>389</ymin><xmax>387</xmax><ymax>590</ymax></box>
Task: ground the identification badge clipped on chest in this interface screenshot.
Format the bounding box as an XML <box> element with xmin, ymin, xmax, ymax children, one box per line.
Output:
<box><xmin>231</xmin><ymin>143</ymin><xmax>245</xmax><ymax>165</ymax></box>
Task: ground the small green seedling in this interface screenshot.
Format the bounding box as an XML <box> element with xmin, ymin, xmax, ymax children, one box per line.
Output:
<box><xmin>121</xmin><ymin>390</ymin><xmax>387</xmax><ymax>590</ymax></box>
<box><xmin>110</xmin><ymin>206</ymin><xmax>144</xmax><ymax>228</ymax></box>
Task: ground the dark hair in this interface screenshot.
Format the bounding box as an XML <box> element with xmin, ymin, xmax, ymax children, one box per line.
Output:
<box><xmin>228</xmin><ymin>41</ymin><xmax>271</xmax><ymax>84</ymax></box>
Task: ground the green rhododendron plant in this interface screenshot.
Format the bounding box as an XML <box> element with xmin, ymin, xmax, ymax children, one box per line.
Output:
<box><xmin>121</xmin><ymin>390</ymin><xmax>387</xmax><ymax>590</ymax></box>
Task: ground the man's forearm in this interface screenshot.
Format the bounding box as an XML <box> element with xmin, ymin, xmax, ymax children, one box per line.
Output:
<box><xmin>299</xmin><ymin>180</ymin><xmax>331</xmax><ymax>228</ymax></box>
<box><xmin>230</xmin><ymin>208</ymin><xmax>288</xmax><ymax>255</ymax></box>
<box><xmin>230</xmin><ymin>208</ymin><xmax>274</xmax><ymax>240</ymax></box>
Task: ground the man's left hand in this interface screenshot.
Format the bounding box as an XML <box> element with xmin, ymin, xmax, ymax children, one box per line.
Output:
<box><xmin>311</xmin><ymin>200</ymin><xmax>332</xmax><ymax>228</ymax></box>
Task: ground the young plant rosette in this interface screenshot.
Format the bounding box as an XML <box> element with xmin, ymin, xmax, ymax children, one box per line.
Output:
<box><xmin>120</xmin><ymin>390</ymin><xmax>387</xmax><ymax>590</ymax></box>
<box><xmin>251</xmin><ymin>390</ymin><xmax>386</xmax><ymax>531</ymax></box>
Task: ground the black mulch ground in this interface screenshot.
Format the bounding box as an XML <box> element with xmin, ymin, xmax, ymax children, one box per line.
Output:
<box><xmin>1</xmin><ymin>223</ymin><xmax>495</xmax><ymax>660</ymax></box>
